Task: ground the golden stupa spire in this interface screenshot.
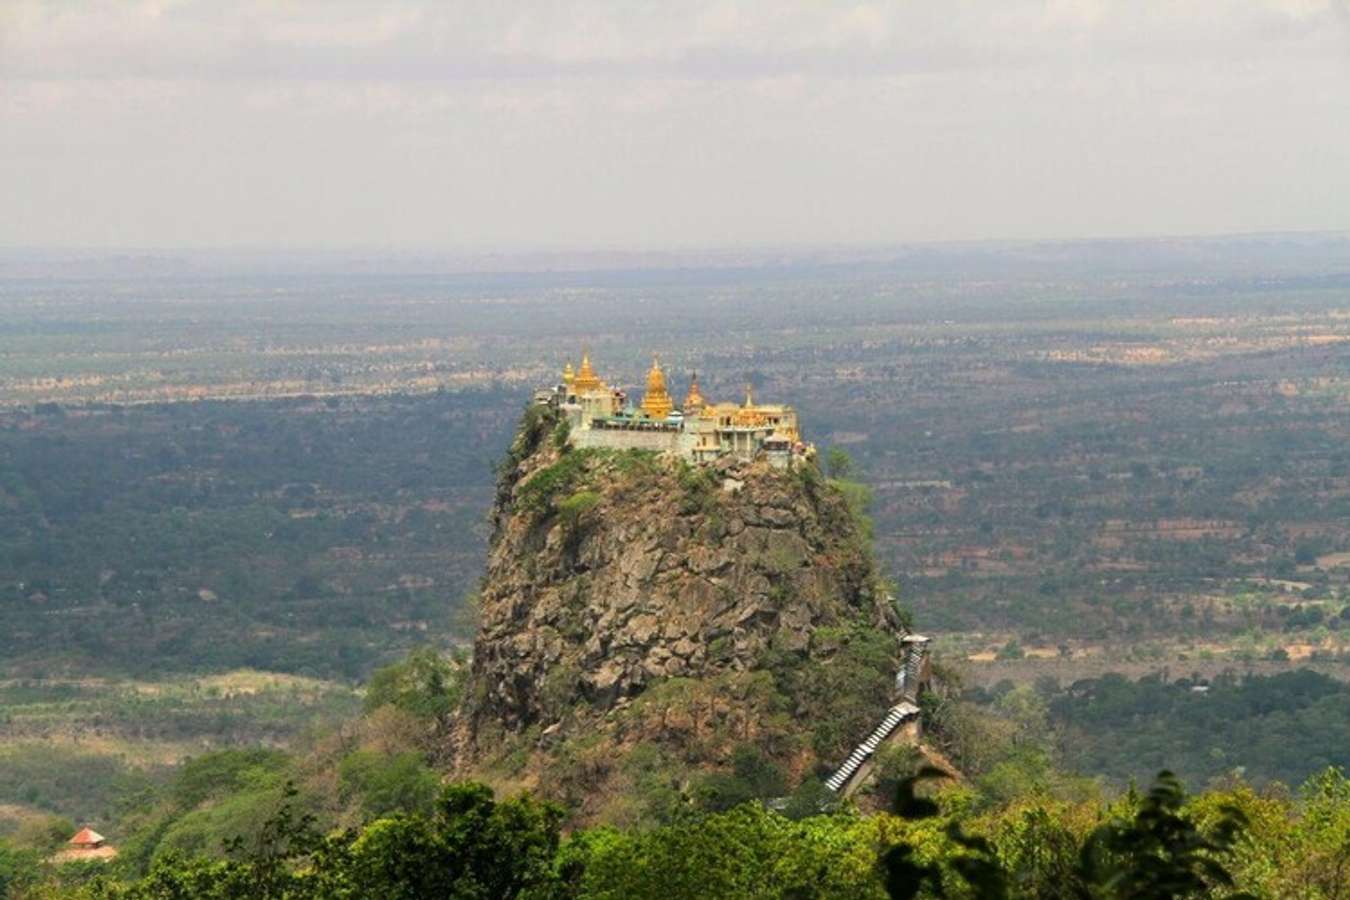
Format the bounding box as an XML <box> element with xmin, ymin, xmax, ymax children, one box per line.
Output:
<box><xmin>573</xmin><ymin>350</ymin><xmax>603</xmax><ymax>392</ymax></box>
<box><xmin>744</xmin><ymin>382</ymin><xmax>755</xmax><ymax>407</ymax></box>
<box><xmin>683</xmin><ymin>371</ymin><xmax>706</xmax><ymax>411</ymax></box>
<box><xmin>640</xmin><ymin>355</ymin><xmax>674</xmax><ymax>420</ymax></box>
<box><xmin>562</xmin><ymin>361</ymin><xmax>575</xmax><ymax>387</ymax></box>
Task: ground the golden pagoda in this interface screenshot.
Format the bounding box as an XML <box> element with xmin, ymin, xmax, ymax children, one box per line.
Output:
<box><xmin>683</xmin><ymin>372</ymin><xmax>707</xmax><ymax>413</ymax></box>
<box><xmin>548</xmin><ymin>351</ymin><xmax>808</xmax><ymax>464</ymax></box>
<box><xmin>572</xmin><ymin>352</ymin><xmax>604</xmax><ymax>393</ymax></box>
<box><xmin>640</xmin><ymin>357</ymin><xmax>674</xmax><ymax>420</ymax></box>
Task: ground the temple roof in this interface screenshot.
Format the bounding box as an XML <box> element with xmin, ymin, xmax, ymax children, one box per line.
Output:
<box><xmin>70</xmin><ymin>827</ymin><xmax>105</xmax><ymax>846</ymax></box>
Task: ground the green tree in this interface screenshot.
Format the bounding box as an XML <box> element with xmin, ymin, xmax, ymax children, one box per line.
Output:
<box><xmin>1077</xmin><ymin>771</ymin><xmax>1253</xmax><ymax>899</ymax></box>
<box><xmin>337</xmin><ymin>751</ymin><xmax>438</xmax><ymax>819</ymax></box>
<box><xmin>11</xmin><ymin>814</ymin><xmax>76</xmax><ymax>853</ymax></box>
<box><xmin>345</xmin><ymin>783</ymin><xmax>563</xmax><ymax>900</ymax></box>
<box><xmin>572</xmin><ymin>802</ymin><xmax>886</xmax><ymax>899</ymax></box>
<box><xmin>92</xmin><ymin>782</ymin><xmax>562</xmax><ymax>900</ymax></box>
<box><xmin>363</xmin><ymin>648</ymin><xmax>462</xmax><ymax>724</ymax></box>
<box><xmin>881</xmin><ymin>769</ymin><xmax>1254</xmax><ymax>900</ymax></box>
<box><xmin>690</xmin><ymin>746</ymin><xmax>787</xmax><ymax>813</ymax></box>
<box><xmin>826</xmin><ymin>447</ymin><xmax>854</xmax><ymax>480</ymax></box>
<box><xmin>0</xmin><ymin>840</ymin><xmax>43</xmax><ymax>899</ymax></box>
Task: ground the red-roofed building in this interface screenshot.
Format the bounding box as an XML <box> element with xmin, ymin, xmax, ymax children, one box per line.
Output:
<box><xmin>69</xmin><ymin>827</ymin><xmax>106</xmax><ymax>849</ymax></box>
<box><xmin>52</xmin><ymin>827</ymin><xmax>117</xmax><ymax>863</ymax></box>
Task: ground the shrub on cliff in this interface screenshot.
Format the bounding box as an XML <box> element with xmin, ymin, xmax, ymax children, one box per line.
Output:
<box><xmin>515</xmin><ymin>450</ymin><xmax>598</xmax><ymax>516</ymax></box>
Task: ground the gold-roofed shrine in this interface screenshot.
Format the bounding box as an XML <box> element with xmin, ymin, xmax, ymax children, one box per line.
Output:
<box><xmin>639</xmin><ymin>357</ymin><xmax>674</xmax><ymax>420</ymax></box>
<box><xmin>541</xmin><ymin>354</ymin><xmax>811</xmax><ymax>467</ymax></box>
<box><xmin>683</xmin><ymin>372</ymin><xmax>706</xmax><ymax>412</ymax></box>
<box><xmin>571</xmin><ymin>352</ymin><xmax>605</xmax><ymax>392</ymax></box>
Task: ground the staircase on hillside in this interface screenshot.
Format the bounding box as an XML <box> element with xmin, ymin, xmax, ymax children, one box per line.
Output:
<box><xmin>824</xmin><ymin>634</ymin><xmax>931</xmax><ymax>794</ymax></box>
<box><xmin>823</xmin><ymin>700</ymin><xmax>920</xmax><ymax>792</ymax></box>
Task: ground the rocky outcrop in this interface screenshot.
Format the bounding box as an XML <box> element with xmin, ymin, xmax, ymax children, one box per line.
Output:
<box><xmin>460</xmin><ymin>406</ymin><xmax>904</xmax><ymax>746</ymax></box>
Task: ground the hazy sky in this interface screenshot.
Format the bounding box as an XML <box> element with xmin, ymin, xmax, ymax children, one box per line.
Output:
<box><xmin>3</xmin><ymin>0</ymin><xmax>1349</xmax><ymax>250</ymax></box>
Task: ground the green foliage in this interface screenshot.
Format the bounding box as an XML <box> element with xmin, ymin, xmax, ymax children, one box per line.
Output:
<box><xmin>502</xmin><ymin>403</ymin><xmax>559</xmax><ymax>477</ymax></box>
<box><xmin>551</xmin><ymin>419</ymin><xmax>572</xmax><ymax>451</ymax></box>
<box><xmin>780</xmin><ymin>778</ymin><xmax>839</xmax><ymax>821</ymax></box>
<box><xmin>10</xmin><ymin>814</ymin><xmax>76</xmax><ymax>853</ymax></box>
<box><xmin>882</xmin><ymin>768</ymin><xmax>1253</xmax><ymax>900</ymax></box>
<box><xmin>826</xmin><ymin>477</ymin><xmax>874</xmax><ymax>541</ymax></box>
<box><xmin>881</xmin><ymin>581</ymin><xmax>914</xmax><ymax>630</ymax></box>
<box><xmin>0</xmin><ymin>392</ymin><xmax>505</xmax><ymax>681</ymax></box>
<box><xmin>611</xmin><ymin>744</ymin><xmax>688</xmax><ymax>827</ymax></box>
<box><xmin>1035</xmin><ymin>670</ymin><xmax>1350</xmax><ymax>788</ymax></box>
<box><xmin>0</xmin><ymin>675</ymin><xmax>359</xmax><ymax>828</ymax></box>
<box><xmin>989</xmin><ymin>806</ymin><xmax>1085</xmax><ymax>899</ymax></box>
<box><xmin>171</xmin><ymin>750</ymin><xmax>290</xmax><ymax>811</ymax></box>
<box><xmin>341</xmin><ymin>783</ymin><xmax>564</xmax><ymax>900</ymax></box>
<box><xmin>558</xmin><ymin>490</ymin><xmax>601</xmax><ymax>530</ymax></box>
<box><xmin>515</xmin><ymin>450</ymin><xmax>600</xmax><ymax>516</ymax></box>
<box><xmin>0</xmin><ymin>745</ymin><xmax>159</xmax><ymax>834</ymax></box>
<box><xmin>779</xmin><ymin>625</ymin><xmax>898</xmax><ymax>758</ymax></box>
<box><xmin>107</xmin><ymin>750</ymin><xmax>293</xmax><ymax>875</ymax></box>
<box><xmin>362</xmin><ymin>647</ymin><xmax>462</xmax><ymax>723</ymax></box>
<box><xmin>154</xmin><ymin>781</ymin><xmax>292</xmax><ymax>863</ymax></box>
<box><xmin>0</xmin><ymin>839</ymin><xmax>43</xmax><ymax>897</ymax></box>
<box><xmin>337</xmin><ymin>752</ymin><xmax>438</xmax><ymax>819</ymax></box>
<box><xmin>882</xmin><ymin>767</ymin><xmax>1009</xmax><ymax>900</ymax></box>
<box><xmin>608</xmin><ymin>449</ymin><xmax>661</xmax><ymax>479</ymax></box>
<box><xmin>675</xmin><ymin>463</ymin><xmax>719</xmax><ymax>515</ymax></box>
<box><xmin>29</xmin><ymin>765</ymin><xmax>1350</xmax><ymax>900</ymax></box>
<box><xmin>396</xmin><ymin>782</ymin><xmax>561</xmax><ymax>898</ymax></box>
<box><xmin>826</xmin><ymin>447</ymin><xmax>854</xmax><ymax>480</ymax></box>
<box><xmin>68</xmin><ymin>782</ymin><xmax>563</xmax><ymax>900</ymax></box>
<box><xmin>871</xmin><ymin>745</ymin><xmax>923</xmax><ymax>798</ymax></box>
<box><xmin>569</xmin><ymin>802</ymin><xmax>887</xmax><ymax>899</ymax></box>
<box><xmin>691</xmin><ymin>746</ymin><xmax>787</xmax><ymax>813</ymax></box>
<box><xmin>1084</xmin><ymin>772</ymin><xmax>1252</xmax><ymax>898</ymax></box>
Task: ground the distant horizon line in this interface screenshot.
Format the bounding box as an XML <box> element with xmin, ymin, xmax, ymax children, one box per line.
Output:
<box><xmin>3</xmin><ymin>229</ymin><xmax>1349</xmax><ymax>281</ymax></box>
<box><xmin>3</xmin><ymin>227</ymin><xmax>1349</xmax><ymax>260</ymax></box>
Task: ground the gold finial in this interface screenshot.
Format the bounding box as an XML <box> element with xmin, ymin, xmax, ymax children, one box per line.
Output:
<box><xmin>562</xmin><ymin>361</ymin><xmax>575</xmax><ymax>386</ymax></box>
<box><xmin>744</xmin><ymin>382</ymin><xmax>754</xmax><ymax>407</ymax></box>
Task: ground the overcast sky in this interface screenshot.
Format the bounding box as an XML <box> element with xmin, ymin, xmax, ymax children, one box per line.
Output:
<box><xmin>3</xmin><ymin>0</ymin><xmax>1349</xmax><ymax>250</ymax></box>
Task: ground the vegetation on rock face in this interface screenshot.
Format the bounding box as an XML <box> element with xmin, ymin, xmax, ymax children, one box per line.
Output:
<box><xmin>460</xmin><ymin>411</ymin><xmax>906</xmax><ymax>818</ymax></box>
<box><xmin>362</xmin><ymin>647</ymin><xmax>465</xmax><ymax>728</ymax></box>
<box><xmin>514</xmin><ymin>450</ymin><xmax>599</xmax><ymax>518</ymax></box>
<box><xmin>499</xmin><ymin>403</ymin><xmax>559</xmax><ymax>482</ymax></box>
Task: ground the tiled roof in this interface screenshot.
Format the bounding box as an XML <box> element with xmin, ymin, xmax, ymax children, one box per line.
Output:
<box><xmin>69</xmin><ymin>827</ymin><xmax>105</xmax><ymax>846</ymax></box>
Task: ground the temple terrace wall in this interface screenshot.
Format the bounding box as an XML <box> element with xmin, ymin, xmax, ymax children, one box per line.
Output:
<box><xmin>572</xmin><ymin>428</ymin><xmax>682</xmax><ymax>454</ymax></box>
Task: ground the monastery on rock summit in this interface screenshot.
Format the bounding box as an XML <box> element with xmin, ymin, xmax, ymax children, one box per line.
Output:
<box><xmin>537</xmin><ymin>353</ymin><xmax>813</xmax><ymax>466</ymax></box>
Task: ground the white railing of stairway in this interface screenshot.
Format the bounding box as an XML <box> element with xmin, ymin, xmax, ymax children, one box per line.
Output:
<box><xmin>824</xmin><ymin>634</ymin><xmax>930</xmax><ymax>793</ymax></box>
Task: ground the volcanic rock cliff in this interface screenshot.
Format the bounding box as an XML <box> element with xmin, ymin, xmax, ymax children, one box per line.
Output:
<box><xmin>456</xmin><ymin>407</ymin><xmax>908</xmax><ymax>802</ymax></box>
